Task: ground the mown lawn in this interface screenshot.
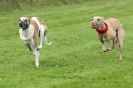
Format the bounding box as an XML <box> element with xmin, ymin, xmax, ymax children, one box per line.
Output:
<box><xmin>0</xmin><ymin>0</ymin><xmax>133</xmax><ymax>88</ymax></box>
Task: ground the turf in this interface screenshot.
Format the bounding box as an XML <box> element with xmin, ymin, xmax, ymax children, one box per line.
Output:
<box><xmin>0</xmin><ymin>0</ymin><xmax>133</xmax><ymax>88</ymax></box>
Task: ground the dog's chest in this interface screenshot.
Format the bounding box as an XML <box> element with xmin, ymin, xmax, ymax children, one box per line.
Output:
<box><xmin>99</xmin><ymin>32</ymin><xmax>116</xmax><ymax>41</ymax></box>
<box><xmin>22</xmin><ymin>30</ymin><xmax>30</xmax><ymax>37</ymax></box>
<box><xmin>19</xmin><ymin>26</ymin><xmax>34</xmax><ymax>41</ymax></box>
<box><xmin>21</xmin><ymin>29</ymin><xmax>32</xmax><ymax>39</ymax></box>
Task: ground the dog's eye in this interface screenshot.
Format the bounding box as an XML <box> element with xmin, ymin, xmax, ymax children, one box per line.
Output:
<box><xmin>97</xmin><ymin>19</ymin><xmax>100</xmax><ymax>21</ymax></box>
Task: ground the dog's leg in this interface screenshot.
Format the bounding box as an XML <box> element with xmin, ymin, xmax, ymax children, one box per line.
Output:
<box><xmin>118</xmin><ymin>36</ymin><xmax>123</xmax><ymax>60</ymax></box>
<box><xmin>44</xmin><ymin>36</ymin><xmax>52</xmax><ymax>45</ymax></box>
<box><xmin>35</xmin><ymin>50</ymin><xmax>40</xmax><ymax>68</ymax></box>
<box><xmin>106</xmin><ymin>39</ymin><xmax>113</xmax><ymax>51</ymax></box>
<box><xmin>38</xmin><ymin>24</ymin><xmax>52</xmax><ymax>46</ymax></box>
<box><xmin>25</xmin><ymin>42</ymin><xmax>32</xmax><ymax>51</ymax></box>
<box><xmin>38</xmin><ymin>24</ymin><xmax>45</xmax><ymax>49</ymax></box>
<box><xmin>118</xmin><ymin>38</ymin><xmax>123</xmax><ymax>60</ymax></box>
<box><xmin>31</xmin><ymin>38</ymin><xmax>40</xmax><ymax>68</ymax></box>
<box><xmin>100</xmin><ymin>39</ymin><xmax>107</xmax><ymax>52</ymax></box>
<box><xmin>117</xmin><ymin>31</ymin><xmax>124</xmax><ymax>60</ymax></box>
<box><xmin>32</xmin><ymin>48</ymin><xmax>40</xmax><ymax>68</ymax></box>
<box><xmin>111</xmin><ymin>38</ymin><xmax>115</xmax><ymax>49</ymax></box>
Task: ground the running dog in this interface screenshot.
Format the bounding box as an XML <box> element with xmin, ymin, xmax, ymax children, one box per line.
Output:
<box><xmin>91</xmin><ymin>16</ymin><xmax>125</xmax><ymax>60</ymax></box>
<box><xmin>18</xmin><ymin>17</ymin><xmax>52</xmax><ymax>67</ymax></box>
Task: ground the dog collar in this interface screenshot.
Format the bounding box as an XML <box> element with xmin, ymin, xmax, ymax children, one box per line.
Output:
<box><xmin>96</xmin><ymin>23</ymin><xmax>108</xmax><ymax>34</ymax></box>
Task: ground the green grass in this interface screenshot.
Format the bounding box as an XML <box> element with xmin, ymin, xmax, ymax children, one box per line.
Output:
<box><xmin>0</xmin><ymin>0</ymin><xmax>133</xmax><ymax>88</ymax></box>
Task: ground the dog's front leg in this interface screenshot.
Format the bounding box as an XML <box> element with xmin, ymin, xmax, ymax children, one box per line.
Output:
<box><xmin>34</xmin><ymin>50</ymin><xmax>40</xmax><ymax>68</ymax></box>
<box><xmin>111</xmin><ymin>38</ymin><xmax>115</xmax><ymax>49</ymax></box>
<box><xmin>31</xmin><ymin>38</ymin><xmax>40</xmax><ymax>68</ymax></box>
<box><xmin>100</xmin><ymin>39</ymin><xmax>107</xmax><ymax>52</ymax></box>
<box><xmin>106</xmin><ymin>40</ymin><xmax>112</xmax><ymax>51</ymax></box>
<box><xmin>24</xmin><ymin>41</ymin><xmax>32</xmax><ymax>51</ymax></box>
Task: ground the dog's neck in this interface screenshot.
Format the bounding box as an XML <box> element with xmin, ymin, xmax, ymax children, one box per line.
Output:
<box><xmin>96</xmin><ymin>23</ymin><xmax>108</xmax><ymax>34</ymax></box>
<box><xmin>22</xmin><ymin>28</ymin><xmax>28</xmax><ymax>31</ymax></box>
<box><xmin>97</xmin><ymin>22</ymin><xmax>105</xmax><ymax>29</ymax></box>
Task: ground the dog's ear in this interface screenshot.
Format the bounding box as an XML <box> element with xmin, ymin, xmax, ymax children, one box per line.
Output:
<box><xmin>99</xmin><ymin>16</ymin><xmax>104</xmax><ymax>23</ymax></box>
<box><xmin>25</xmin><ymin>17</ymin><xmax>30</xmax><ymax>24</ymax></box>
<box><xmin>28</xmin><ymin>18</ymin><xmax>30</xmax><ymax>24</ymax></box>
<box><xmin>101</xmin><ymin>16</ymin><xmax>104</xmax><ymax>21</ymax></box>
<box><xmin>18</xmin><ymin>18</ymin><xmax>21</xmax><ymax>27</ymax></box>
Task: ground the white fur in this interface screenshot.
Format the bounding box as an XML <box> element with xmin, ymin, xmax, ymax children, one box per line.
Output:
<box><xmin>19</xmin><ymin>24</ymin><xmax>40</xmax><ymax>68</ymax></box>
<box><xmin>19</xmin><ymin>24</ymin><xmax>34</xmax><ymax>41</ymax></box>
<box><xmin>38</xmin><ymin>24</ymin><xmax>45</xmax><ymax>48</ymax></box>
<box><xmin>31</xmin><ymin>17</ymin><xmax>51</xmax><ymax>48</ymax></box>
<box><xmin>19</xmin><ymin>17</ymin><xmax>52</xmax><ymax>67</ymax></box>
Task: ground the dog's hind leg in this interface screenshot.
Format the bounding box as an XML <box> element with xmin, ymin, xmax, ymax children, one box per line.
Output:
<box><xmin>112</xmin><ymin>38</ymin><xmax>116</xmax><ymax>49</ymax></box>
<box><xmin>38</xmin><ymin>24</ymin><xmax>45</xmax><ymax>49</ymax></box>
<box><xmin>117</xmin><ymin>29</ymin><xmax>125</xmax><ymax>60</ymax></box>
<box><xmin>118</xmin><ymin>37</ymin><xmax>123</xmax><ymax>60</ymax></box>
<box><xmin>39</xmin><ymin>24</ymin><xmax>52</xmax><ymax>46</ymax></box>
<box><xmin>44</xmin><ymin>36</ymin><xmax>52</xmax><ymax>45</ymax></box>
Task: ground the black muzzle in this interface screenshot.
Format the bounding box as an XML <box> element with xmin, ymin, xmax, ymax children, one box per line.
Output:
<box><xmin>19</xmin><ymin>20</ymin><xmax>29</xmax><ymax>30</ymax></box>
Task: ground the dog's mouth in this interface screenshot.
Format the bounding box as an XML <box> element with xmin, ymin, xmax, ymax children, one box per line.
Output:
<box><xmin>91</xmin><ymin>21</ymin><xmax>102</xmax><ymax>29</ymax></box>
<box><xmin>91</xmin><ymin>22</ymin><xmax>97</xmax><ymax>29</ymax></box>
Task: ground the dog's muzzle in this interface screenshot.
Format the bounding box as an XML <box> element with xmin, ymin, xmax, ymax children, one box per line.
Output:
<box><xmin>91</xmin><ymin>21</ymin><xmax>97</xmax><ymax>28</ymax></box>
<box><xmin>19</xmin><ymin>21</ymin><xmax>29</xmax><ymax>30</ymax></box>
<box><xmin>91</xmin><ymin>21</ymin><xmax>101</xmax><ymax>29</ymax></box>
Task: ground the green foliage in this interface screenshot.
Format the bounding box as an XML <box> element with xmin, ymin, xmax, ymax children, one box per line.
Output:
<box><xmin>0</xmin><ymin>0</ymin><xmax>93</xmax><ymax>10</ymax></box>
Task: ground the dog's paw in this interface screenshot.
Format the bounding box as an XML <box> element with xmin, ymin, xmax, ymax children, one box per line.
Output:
<box><xmin>102</xmin><ymin>48</ymin><xmax>111</xmax><ymax>52</ymax></box>
<box><xmin>38</xmin><ymin>45</ymin><xmax>42</xmax><ymax>49</ymax></box>
<box><xmin>103</xmin><ymin>50</ymin><xmax>108</xmax><ymax>52</ymax></box>
<box><xmin>119</xmin><ymin>55</ymin><xmax>123</xmax><ymax>61</ymax></box>
<box><xmin>106</xmin><ymin>48</ymin><xmax>111</xmax><ymax>51</ymax></box>
<box><xmin>102</xmin><ymin>48</ymin><xmax>108</xmax><ymax>52</ymax></box>
<box><xmin>48</xmin><ymin>42</ymin><xmax>52</xmax><ymax>46</ymax></box>
<box><xmin>99</xmin><ymin>49</ymin><xmax>107</xmax><ymax>53</ymax></box>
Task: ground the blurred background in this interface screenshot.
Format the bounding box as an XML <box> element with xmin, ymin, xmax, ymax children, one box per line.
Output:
<box><xmin>0</xmin><ymin>0</ymin><xmax>92</xmax><ymax>10</ymax></box>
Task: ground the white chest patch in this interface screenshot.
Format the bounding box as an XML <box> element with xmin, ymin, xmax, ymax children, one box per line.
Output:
<box><xmin>19</xmin><ymin>25</ymin><xmax>34</xmax><ymax>41</ymax></box>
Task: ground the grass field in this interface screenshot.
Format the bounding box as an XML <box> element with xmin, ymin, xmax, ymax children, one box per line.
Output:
<box><xmin>0</xmin><ymin>0</ymin><xmax>133</xmax><ymax>88</ymax></box>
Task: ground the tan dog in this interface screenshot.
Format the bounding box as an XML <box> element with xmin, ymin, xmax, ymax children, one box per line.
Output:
<box><xmin>91</xmin><ymin>16</ymin><xmax>125</xmax><ymax>60</ymax></box>
<box><xmin>18</xmin><ymin>17</ymin><xmax>52</xmax><ymax>67</ymax></box>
